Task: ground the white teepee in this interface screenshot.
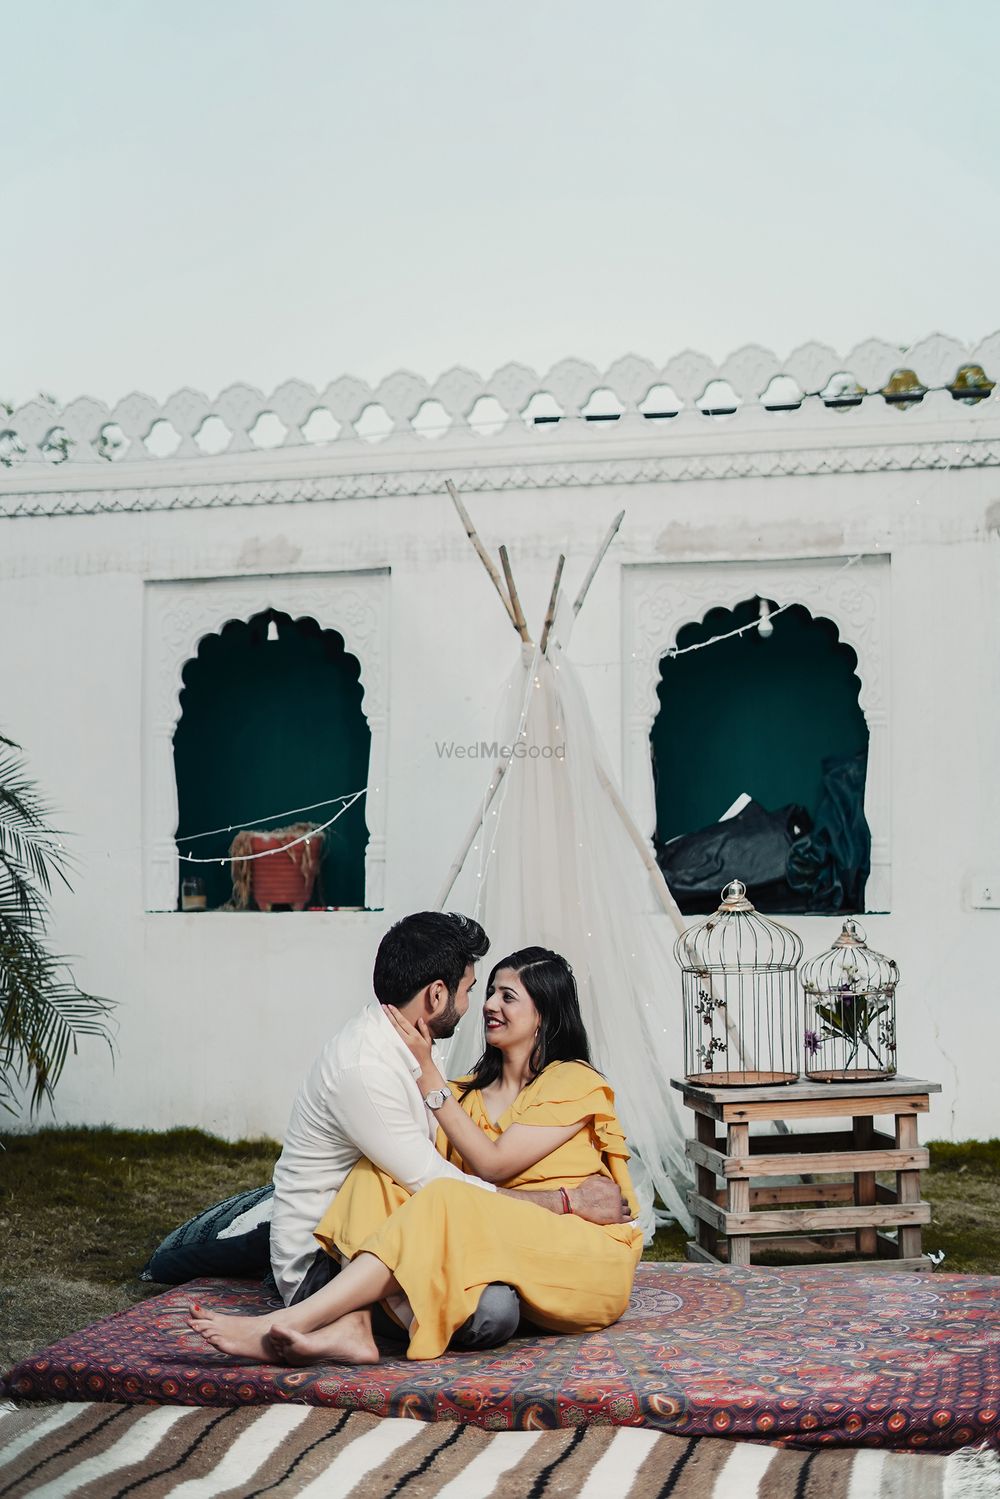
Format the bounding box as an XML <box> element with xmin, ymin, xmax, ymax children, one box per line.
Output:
<box><xmin>437</xmin><ymin>486</ymin><xmax>694</xmax><ymax>1238</ymax></box>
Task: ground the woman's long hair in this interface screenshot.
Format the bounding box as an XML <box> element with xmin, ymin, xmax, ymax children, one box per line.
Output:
<box><xmin>459</xmin><ymin>946</ymin><xmax>592</xmax><ymax>1098</ymax></box>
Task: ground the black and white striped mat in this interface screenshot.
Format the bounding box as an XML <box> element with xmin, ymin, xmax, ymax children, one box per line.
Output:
<box><xmin>1</xmin><ymin>1402</ymin><xmax>996</xmax><ymax>1498</ymax></box>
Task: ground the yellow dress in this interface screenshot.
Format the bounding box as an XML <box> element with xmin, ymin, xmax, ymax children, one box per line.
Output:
<box><xmin>314</xmin><ymin>1060</ymin><xmax>643</xmax><ymax>1360</ymax></box>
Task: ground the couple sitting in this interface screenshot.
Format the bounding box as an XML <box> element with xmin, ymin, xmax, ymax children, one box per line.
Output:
<box><xmin>190</xmin><ymin>911</ymin><xmax>641</xmax><ymax>1365</ymax></box>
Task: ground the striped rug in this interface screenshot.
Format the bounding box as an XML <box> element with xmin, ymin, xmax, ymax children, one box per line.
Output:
<box><xmin>1</xmin><ymin>1402</ymin><xmax>997</xmax><ymax>1498</ymax></box>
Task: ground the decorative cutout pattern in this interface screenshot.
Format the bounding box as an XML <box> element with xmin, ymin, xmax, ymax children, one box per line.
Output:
<box><xmin>622</xmin><ymin>556</ymin><xmax>891</xmax><ymax>912</ymax></box>
<box><xmin>3</xmin><ymin>331</ymin><xmax>998</xmax><ymax>471</ymax></box>
<box><xmin>143</xmin><ymin>571</ymin><xmax>389</xmax><ymax>912</ymax></box>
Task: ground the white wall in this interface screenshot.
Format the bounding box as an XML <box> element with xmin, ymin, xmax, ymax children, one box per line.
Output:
<box><xmin>2</xmin><ymin>377</ymin><xmax>998</xmax><ymax>1146</ymax></box>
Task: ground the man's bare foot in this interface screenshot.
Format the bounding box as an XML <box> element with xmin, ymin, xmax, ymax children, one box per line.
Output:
<box><xmin>268</xmin><ymin>1310</ymin><xmax>380</xmax><ymax>1367</ymax></box>
<box><xmin>187</xmin><ymin>1307</ymin><xmax>285</xmax><ymax>1361</ymax></box>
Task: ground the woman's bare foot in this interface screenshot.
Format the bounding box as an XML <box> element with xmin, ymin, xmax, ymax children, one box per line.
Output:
<box><xmin>187</xmin><ymin>1306</ymin><xmax>286</xmax><ymax>1361</ymax></box>
<box><xmin>268</xmin><ymin>1310</ymin><xmax>380</xmax><ymax>1367</ymax></box>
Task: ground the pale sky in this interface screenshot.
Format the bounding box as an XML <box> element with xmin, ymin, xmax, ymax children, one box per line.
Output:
<box><xmin>4</xmin><ymin>1</ymin><xmax>999</xmax><ymax>408</ymax></box>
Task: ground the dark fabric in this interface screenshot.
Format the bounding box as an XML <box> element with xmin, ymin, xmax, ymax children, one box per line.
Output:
<box><xmin>5</xmin><ymin>1264</ymin><xmax>1000</xmax><ymax>1450</ymax></box>
<box><xmin>656</xmin><ymin>800</ymin><xmax>811</xmax><ymax>913</ymax></box>
<box><xmin>141</xmin><ymin>1184</ymin><xmax>274</xmax><ymax>1285</ymax></box>
<box><xmin>291</xmin><ymin>1249</ymin><xmax>518</xmax><ymax>1350</ymax></box>
<box><xmin>290</xmin><ymin>1247</ymin><xmax>340</xmax><ymax>1305</ymax></box>
<box><xmin>787</xmin><ymin>749</ymin><xmax>871</xmax><ymax>911</ymax></box>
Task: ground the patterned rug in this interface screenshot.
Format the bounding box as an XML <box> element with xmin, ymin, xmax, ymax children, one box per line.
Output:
<box><xmin>3</xmin><ymin>1264</ymin><xmax>999</xmax><ymax>1451</ymax></box>
<box><xmin>3</xmin><ymin>1402</ymin><xmax>998</xmax><ymax>1498</ymax></box>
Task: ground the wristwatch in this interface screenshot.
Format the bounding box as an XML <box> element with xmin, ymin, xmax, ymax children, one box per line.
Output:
<box><xmin>423</xmin><ymin>1085</ymin><xmax>453</xmax><ymax>1111</ymax></box>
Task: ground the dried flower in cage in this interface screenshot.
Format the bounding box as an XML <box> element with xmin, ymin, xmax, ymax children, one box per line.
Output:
<box><xmin>800</xmin><ymin>919</ymin><xmax>899</xmax><ymax>1082</ymax></box>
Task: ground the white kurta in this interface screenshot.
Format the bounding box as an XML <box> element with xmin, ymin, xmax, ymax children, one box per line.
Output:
<box><xmin>269</xmin><ymin>1001</ymin><xmax>494</xmax><ymax>1303</ymax></box>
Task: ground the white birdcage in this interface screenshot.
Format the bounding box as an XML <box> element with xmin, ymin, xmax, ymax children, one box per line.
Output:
<box><xmin>800</xmin><ymin>918</ymin><xmax>898</xmax><ymax>1082</ymax></box>
<box><xmin>673</xmin><ymin>879</ymin><xmax>803</xmax><ymax>1086</ymax></box>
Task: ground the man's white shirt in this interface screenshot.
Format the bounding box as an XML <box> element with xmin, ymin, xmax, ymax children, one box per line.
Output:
<box><xmin>270</xmin><ymin>1001</ymin><xmax>494</xmax><ymax>1303</ymax></box>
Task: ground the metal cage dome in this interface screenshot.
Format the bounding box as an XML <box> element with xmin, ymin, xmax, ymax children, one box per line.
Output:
<box><xmin>673</xmin><ymin>880</ymin><xmax>804</xmax><ymax>975</ymax></box>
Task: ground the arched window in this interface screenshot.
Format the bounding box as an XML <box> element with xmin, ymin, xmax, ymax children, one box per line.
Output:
<box><xmin>172</xmin><ymin>610</ymin><xmax>371</xmax><ymax>911</ymax></box>
<box><xmin>650</xmin><ymin>599</ymin><xmax>869</xmax><ymax>914</ymax></box>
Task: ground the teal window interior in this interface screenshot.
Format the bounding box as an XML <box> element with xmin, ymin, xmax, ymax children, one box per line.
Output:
<box><xmin>651</xmin><ymin>597</ymin><xmax>869</xmax><ymax>884</ymax></box>
<box><xmin>173</xmin><ymin>611</ymin><xmax>371</xmax><ymax>910</ymax></box>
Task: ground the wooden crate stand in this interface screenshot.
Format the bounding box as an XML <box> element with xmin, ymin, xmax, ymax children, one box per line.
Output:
<box><xmin>670</xmin><ymin>1075</ymin><xmax>941</xmax><ymax>1271</ymax></box>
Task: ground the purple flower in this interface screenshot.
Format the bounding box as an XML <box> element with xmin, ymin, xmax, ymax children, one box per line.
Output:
<box><xmin>804</xmin><ymin>1029</ymin><xmax>821</xmax><ymax>1056</ymax></box>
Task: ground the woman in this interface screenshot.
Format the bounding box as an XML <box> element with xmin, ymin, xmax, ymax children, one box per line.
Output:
<box><xmin>189</xmin><ymin>947</ymin><xmax>641</xmax><ymax>1364</ymax></box>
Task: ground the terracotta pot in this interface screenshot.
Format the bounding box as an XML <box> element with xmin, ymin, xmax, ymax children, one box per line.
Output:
<box><xmin>249</xmin><ymin>833</ymin><xmax>319</xmax><ymax>911</ymax></box>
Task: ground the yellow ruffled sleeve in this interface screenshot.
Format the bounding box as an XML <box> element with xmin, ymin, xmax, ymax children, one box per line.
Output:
<box><xmin>513</xmin><ymin>1062</ymin><xmax>626</xmax><ymax>1149</ymax></box>
<box><xmin>513</xmin><ymin>1061</ymin><xmax>636</xmax><ymax>1211</ymax></box>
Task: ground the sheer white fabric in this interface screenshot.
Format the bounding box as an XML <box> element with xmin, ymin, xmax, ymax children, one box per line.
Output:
<box><xmin>443</xmin><ymin>613</ymin><xmax>693</xmax><ymax>1240</ymax></box>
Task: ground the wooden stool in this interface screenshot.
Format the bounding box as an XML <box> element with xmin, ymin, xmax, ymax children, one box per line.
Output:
<box><xmin>670</xmin><ymin>1075</ymin><xmax>941</xmax><ymax>1271</ymax></box>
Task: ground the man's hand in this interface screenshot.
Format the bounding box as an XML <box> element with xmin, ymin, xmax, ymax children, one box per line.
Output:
<box><xmin>386</xmin><ymin>1005</ymin><xmax>436</xmax><ymax>1075</ymax></box>
<box><xmin>568</xmin><ymin>1175</ymin><xmax>631</xmax><ymax>1224</ymax></box>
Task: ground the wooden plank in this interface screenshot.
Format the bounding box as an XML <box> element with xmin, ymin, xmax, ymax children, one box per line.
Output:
<box><xmin>690</xmin><ymin>1193</ymin><xmax>728</xmax><ymax>1232</ymax></box>
<box><xmin>687</xmin><ymin>1237</ymin><xmax>934</xmax><ymax>1271</ymax></box>
<box><xmin>753</xmin><ymin>1182</ymin><xmax>856</xmax><ymax>1207</ymax></box>
<box><xmin>715</xmin><ymin>1183</ymin><xmax>856</xmax><ymax>1208</ymax></box>
<box><xmin>678</xmin><ymin>1091</ymin><xmax>725</xmax><ymax>1121</ymax></box>
<box><xmin>748</xmin><ymin>1130</ymin><xmax>857</xmax><ymax>1155</ymax></box>
<box><xmin>686</xmin><ymin>1137</ymin><xmax>728</xmax><ymax>1176</ymax></box>
<box><xmin>858</xmin><ymin>1256</ymin><xmax>934</xmax><ymax>1273</ymax></box>
<box><xmin>671</xmin><ymin>1075</ymin><xmax>941</xmax><ymax>1105</ymax></box>
<box><xmin>876</xmin><ymin>1183</ymin><xmax>899</xmax><ymax>1204</ymax></box>
<box><xmin>684</xmin><ymin>1242</ymin><xmax>723</xmax><ymax>1266</ymax></box>
<box><xmin>726</xmin><ymin>1122</ymin><xmax>751</xmax><ymax>1267</ymax></box>
<box><xmin>720</xmin><ymin>1094</ymin><xmax>931</xmax><ymax>1123</ymax></box>
<box><xmin>748</xmin><ymin>1232</ymin><xmax>858</xmax><ymax>1256</ymax></box>
<box><xmin>718</xmin><ymin>1202</ymin><xmax>931</xmax><ymax>1236</ymax></box>
<box><xmin>723</xmin><ymin>1146</ymin><xmax>929</xmax><ymax>1178</ymax></box>
<box><xmin>693</xmin><ymin>1111</ymin><xmax>717</xmax><ymax>1256</ymax></box>
<box><xmin>854</xmin><ymin>1115</ymin><xmax>877</xmax><ymax>1256</ymax></box>
<box><xmin>897</xmin><ymin>1113</ymin><xmax>924</xmax><ymax>1259</ymax></box>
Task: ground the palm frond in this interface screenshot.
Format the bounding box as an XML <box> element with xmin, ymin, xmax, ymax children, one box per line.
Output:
<box><xmin>0</xmin><ymin>731</ymin><xmax>115</xmax><ymax>1112</ymax></box>
<box><xmin>0</xmin><ymin>743</ymin><xmax>73</xmax><ymax>893</ymax></box>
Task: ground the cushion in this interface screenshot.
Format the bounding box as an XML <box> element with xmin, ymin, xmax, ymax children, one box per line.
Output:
<box><xmin>140</xmin><ymin>1184</ymin><xmax>274</xmax><ymax>1284</ymax></box>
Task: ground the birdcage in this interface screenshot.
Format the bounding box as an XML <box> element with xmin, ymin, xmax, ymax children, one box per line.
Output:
<box><xmin>800</xmin><ymin>918</ymin><xmax>898</xmax><ymax>1082</ymax></box>
<box><xmin>673</xmin><ymin>879</ymin><xmax>803</xmax><ymax>1086</ymax></box>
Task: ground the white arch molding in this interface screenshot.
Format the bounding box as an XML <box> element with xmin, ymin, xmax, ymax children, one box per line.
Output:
<box><xmin>622</xmin><ymin>555</ymin><xmax>891</xmax><ymax>912</ymax></box>
<box><xmin>143</xmin><ymin>569</ymin><xmax>389</xmax><ymax>911</ymax></box>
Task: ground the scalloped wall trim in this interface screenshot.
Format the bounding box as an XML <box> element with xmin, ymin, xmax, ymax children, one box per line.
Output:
<box><xmin>2</xmin><ymin>330</ymin><xmax>999</xmax><ymax>476</ymax></box>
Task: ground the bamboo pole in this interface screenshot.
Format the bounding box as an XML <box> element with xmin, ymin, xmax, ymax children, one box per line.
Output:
<box><xmin>573</xmin><ymin>510</ymin><xmax>625</xmax><ymax>617</ymax></box>
<box><xmin>538</xmin><ymin>554</ymin><xmax>565</xmax><ymax>655</ymax></box>
<box><xmin>499</xmin><ymin>545</ymin><xmax>532</xmax><ymax>644</ymax></box>
<box><xmin>445</xmin><ymin>479</ymin><xmax>517</xmax><ymax>631</ymax></box>
<box><xmin>436</xmin><ymin>760</ymin><xmax>509</xmax><ymax>910</ymax></box>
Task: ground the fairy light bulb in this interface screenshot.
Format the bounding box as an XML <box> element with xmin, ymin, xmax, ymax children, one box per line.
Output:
<box><xmin>757</xmin><ymin>598</ymin><xmax>774</xmax><ymax>639</ymax></box>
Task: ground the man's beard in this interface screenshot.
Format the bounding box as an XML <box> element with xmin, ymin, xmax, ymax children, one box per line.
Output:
<box><xmin>427</xmin><ymin>992</ymin><xmax>461</xmax><ymax>1040</ymax></box>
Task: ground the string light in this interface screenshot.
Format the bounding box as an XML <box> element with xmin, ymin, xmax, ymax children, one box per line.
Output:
<box><xmin>664</xmin><ymin>553</ymin><xmax>863</xmax><ymax>660</ymax></box>
<box><xmin>179</xmin><ymin>790</ymin><xmax>367</xmax><ymax>843</ymax></box>
<box><xmin>179</xmin><ymin>789</ymin><xmax>367</xmax><ymax>864</ymax></box>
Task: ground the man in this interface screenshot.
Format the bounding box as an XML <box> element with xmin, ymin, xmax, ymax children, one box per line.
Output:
<box><xmin>269</xmin><ymin>910</ymin><xmax>627</xmax><ymax>1350</ymax></box>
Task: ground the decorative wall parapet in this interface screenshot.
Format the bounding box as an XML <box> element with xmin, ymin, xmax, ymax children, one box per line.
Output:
<box><xmin>3</xmin><ymin>331</ymin><xmax>999</xmax><ymax>476</ymax></box>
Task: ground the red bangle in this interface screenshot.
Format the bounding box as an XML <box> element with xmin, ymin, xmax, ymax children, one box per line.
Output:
<box><xmin>559</xmin><ymin>1187</ymin><xmax>572</xmax><ymax>1215</ymax></box>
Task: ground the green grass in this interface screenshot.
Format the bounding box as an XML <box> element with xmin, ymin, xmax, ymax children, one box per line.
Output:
<box><xmin>1</xmin><ymin>1128</ymin><xmax>997</xmax><ymax>1370</ymax></box>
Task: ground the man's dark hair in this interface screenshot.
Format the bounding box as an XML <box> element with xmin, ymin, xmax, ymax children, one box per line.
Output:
<box><xmin>372</xmin><ymin>911</ymin><xmax>489</xmax><ymax>1007</ymax></box>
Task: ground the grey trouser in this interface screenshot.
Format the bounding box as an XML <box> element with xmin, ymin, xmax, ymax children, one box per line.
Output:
<box><xmin>292</xmin><ymin>1249</ymin><xmax>520</xmax><ymax>1351</ymax></box>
